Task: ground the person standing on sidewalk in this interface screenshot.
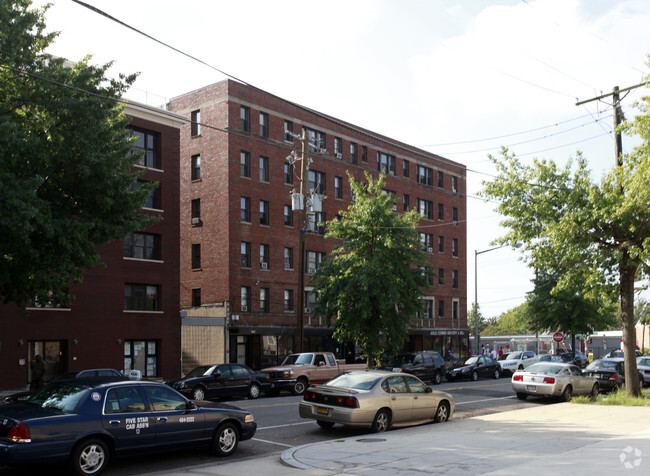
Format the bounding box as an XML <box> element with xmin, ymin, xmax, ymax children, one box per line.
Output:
<box><xmin>30</xmin><ymin>354</ymin><xmax>47</xmax><ymax>391</ymax></box>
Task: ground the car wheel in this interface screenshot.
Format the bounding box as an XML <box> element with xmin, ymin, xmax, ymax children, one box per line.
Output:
<box><xmin>317</xmin><ymin>420</ymin><xmax>335</xmax><ymax>429</ymax></box>
<box><xmin>433</xmin><ymin>371</ymin><xmax>442</xmax><ymax>385</ymax></box>
<box><xmin>71</xmin><ymin>438</ymin><xmax>109</xmax><ymax>476</ymax></box>
<box><xmin>292</xmin><ymin>378</ymin><xmax>308</xmax><ymax>396</ymax></box>
<box><xmin>247</xmin><ymin>383</ymin><xmax>261</xmax><ymax>399</ymax></box>
<box><xmin>434</xmin><ymin>401</ymin><xmax>450</xmax><ymax>423</ymax></box>
<box><xmin>516</xmin><ymin>392</ymin><xmax>528</xmax><ymax>400</ymax></box>
<box><xmin>590</xmin><ymin>383</ymin><xmax>599</xmax><ymax>398</ymax></box>
<box><xmin>471</xmin><ymin>371</ymin><xmax>478</xmax><ymax>381</ymax></box>
<box><xmin>493</xmin><ymin>368</ymin><xmax>500</xmax><ymax>379</ymax></box>
<box><xmin>192</xmin><ymin>387</ymin><xmax>206</xmax><ymax>401</ymax></box>
<box><xmin>211</xmin><ymin>422</ymin><xmax>239</xmax><ymax>457</ymax></box>
<box><xmin>371</xmin><ymin>409</ymin><xmax>391</xmax><ymax>433</ymax></box>
<box><xmin>561</xmin><ymin>386</ymin><xmax>573</xmax><ymax>402</ymax></box>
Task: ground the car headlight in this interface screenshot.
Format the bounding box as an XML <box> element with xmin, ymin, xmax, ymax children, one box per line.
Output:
<box><xmin>244</xmin><ymin>413</ymin><xmax>254</xmax><ymax>423</ymax></box>
<box><xmin>462</xmin><ymin>368</ymin><xmax>470</xmax><ymax>373</ymax></box>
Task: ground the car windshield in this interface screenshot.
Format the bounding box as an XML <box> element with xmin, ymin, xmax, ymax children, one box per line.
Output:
<box><xmin>498</xmin><ymin>353</ymin><xmax>510</xmax><ymax>361</ymax></box>
<box><xmin>464</xmin><ymin>356</ymin><xmax>479</xmax><ymax>365</ymax></box>
<box><xmin>27</xmin><ymin>382</ymin><xmax>90</xmax><ymax>412</ymax></box>
<box><xmin>185</xmin><ymin>365</ymin><xmax>217</xmax><ymax>377</ymax></box>
<box><xmin>326</xmin><ymin>373</ymin><xmax>382</xmax><ymax>390</ymax></box>
<box><xmin>282</xmin><ymin>353</ymin><xmax>314</xmax><ymax>365</ymax></box>
<box><xmin>506</xmin><ymin>352</ymin><xmax>523</xmax><ymax>360</ymax></box>
<box><xmin>526</xmin><ymin>363</ymin><xmax>563</xmax><ymax>374</ymax></box>
<box><xmin>586</xmin><ymin>360</ymin><xmax>619</xmax><ymax>370</ymax></box>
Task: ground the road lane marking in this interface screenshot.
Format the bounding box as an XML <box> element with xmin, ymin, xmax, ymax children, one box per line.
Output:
<box><xmin>252</xmin><ymin>437</ymin><xmax>294</xmax><ymax>448</ymax></box>
<box><xmin>455</xmin><ymin>395</ymin><xmax>516</xmax><ymax>405</ymax></box>
<box><xmin>257</xmin><ymin>421</ymin><xmax>315</xmax><ymax>430</ymax></box>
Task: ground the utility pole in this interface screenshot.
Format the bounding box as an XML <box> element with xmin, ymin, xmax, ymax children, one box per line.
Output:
<box><xmin>295</xmin><ymin>130</ymin><xmax>309</xmax><ymax>353</ymax></box>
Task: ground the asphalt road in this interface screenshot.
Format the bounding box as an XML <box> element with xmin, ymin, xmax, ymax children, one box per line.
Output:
<box><xmin>6</xmin><ymin>377</ymin><xmax>553</xmax><ymax>476</ymax></box>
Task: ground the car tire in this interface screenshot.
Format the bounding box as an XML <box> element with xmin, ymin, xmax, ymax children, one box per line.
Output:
<box><xmin>192</xmin><ymin>387</ymin><xmax>206</xmax><ymax>401</ymax></box>
<box><xmin>561</xmin><ymin>385</ymin><xmax>573</xmax><ymax>402</ymax></box>
<box><xmin>291</xmin><ymin>378</ymin><xmax>308</xmax><ymax>396</ymax></box>
<box><xmin>71</xmin><ymin>438</ymin><xmax>109</xmax><ymax>476</ymax></box>
<box><xmin>434</xmin><ymin>401</ymin><xmax>450</xmax><ymax>423</ymax></box>
<box><xmin>247</xmin><ymin>383</ymin><xmax>261</xmax><ymax>399</ymax></box>
<box><xmin>433</xmin><ymin>370</ymin><xmax>442</xmax><ymax>385</ymax></box>
<box><xmin>211</xmin><ymin>422</ymin><xmax>239</xmax><ymax>457</ymax></box>
<box><xmin>317</xmin><ymin>420</ymin><xmax>335</xmax><ymax>430</ymax></box>
<box><xmin>471</xmin><ymin>371</ymin><xmax>478</xmax><ymax>381</ymax></box>
<box><xmin>493</xmin><ymin>368</ymin><xmax>500</xmax><ymax>379</ymax></box>
<box><xmin>590</xmin><ymin>383</ymin><xmax>599</xmax><ymax>398</ymax></box>
<box><xmin>516</xmin><ymin>392</ymin><xmax>528</xmax><ymax>400</ymax></box>
<box><xmin>371</xmin><ymin>409</ymin><xmax>391</xmax><ymax>433</ymax></box>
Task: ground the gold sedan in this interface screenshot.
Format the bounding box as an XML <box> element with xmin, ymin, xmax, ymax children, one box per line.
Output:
<box><xmin>298</xmin><ymin>370</ymin><xmax>454</xmax><ymax>432</ymax></box>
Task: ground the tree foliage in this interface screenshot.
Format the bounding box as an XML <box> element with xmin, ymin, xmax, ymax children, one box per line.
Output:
<box><xmin>312</xmin><ymin>172</ymin><xmax>433</xmax><ymax>364</ymax></box>
<box><xmin>479</xmin><ymin>64</ymin><xmax>650</xmax><ymax>395</ymax></box>
<box><xmin>482</xmin><ymin>302</ymin><xmax>533</xmax><ymax>336</ymax></box>
<box><xmin>0</xmin><ymin>1</ymin><xmax>156</xmax><ymax>307</ymax></box>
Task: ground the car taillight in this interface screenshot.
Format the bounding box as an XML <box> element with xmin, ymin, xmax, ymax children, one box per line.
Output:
<box><xmin>543</xmin><ymin>377</ymin><xmax>555</xmax><ymax>384</ymax></box>
<box><xmin>304</xmin><ymin>391</ymin><xmax>316</xmax><ymax>401</ymax></box>
<box><xmin>513</xmin><ymin>375</ymin><xmax>523</xmax><ymax>381</ymax></box>
<box><xmin>609</xmin><ymin>375</ymin><xmax>619</xmax><ymax>381</ymax></box>
<box><xmin>7</xmin><ymin>422</ymin><xmax>30</xmax><ymax>443</ymax></box>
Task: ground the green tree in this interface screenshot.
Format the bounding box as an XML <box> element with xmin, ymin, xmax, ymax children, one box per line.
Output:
<box><xmin>312</xmin><ymin>172</ymin><xmax>433</xmax><ymax>365</ymax></box>
<box><xmin>468</xmin><ymin>302</ymin><xmax>488</xmax><ymax>334</ymax></box>
<box><xmin>1</xmin><ymin>1</ymin><xmax>156</xmax><ymax>307</ymax></box>
<box><xmin>482</xmin><ymin>302</ymin><xmax>533</xmax><ymax>336</ymax></box>
<box><xmin>480</xmin><ymin>68</ymin><xmax>650</xmax><ymax>395</ymax></box>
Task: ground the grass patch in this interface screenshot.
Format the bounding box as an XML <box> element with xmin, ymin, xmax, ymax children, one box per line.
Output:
<box><xmin>572</xmin><ymin>387</ymin><xmax>650</xmax><ymax>406</ymax></box>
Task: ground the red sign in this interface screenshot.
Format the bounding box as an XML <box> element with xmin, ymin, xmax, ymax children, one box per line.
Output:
<box><xmin>553</xmin><ymin>332</ymin><xmax>564</xmax><ymax>342</ymax></box>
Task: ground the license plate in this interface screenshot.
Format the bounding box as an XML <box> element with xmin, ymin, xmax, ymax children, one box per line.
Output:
<box><xmin>526</xmin><ymin>385</ymin><xmax>536</xmax><ymax>392</ymax></box>
<box><xmin>316</xmin><ymin>406</ymin><xmax>329</xmax><ymax>415</ymax></box>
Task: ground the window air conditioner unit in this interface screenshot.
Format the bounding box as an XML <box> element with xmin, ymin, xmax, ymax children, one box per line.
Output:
<box><xmin>427</xmin><ymin>247</ymin><xmax>433</xmax><ymax>253</ymax></box>
<box><xmin>241</xmin><ymin>305</ymin><xmax>248</xmax><ymax>312</ymax></box>
<box><xmin>307</xmin><ymin>267</ymin><xmax>316</xmax><ymax>274</ymax></box>
<box><xmin>392</xmin><ymin>205</ymin><xmax>397</xmax><ymax>211</ymax></box>
<box><xmin>191</xmin><ymin>217</ymin><xmax>202</xmax><ymax>225</ymax></box>
<box><xmin>388</xmin><ymin>170</ymin><xmax>394</xmax><ymax>176</ymax></box>
<box><xmin>305</xmin><ymin>307</ymin><xmax>312</xmax><ymax>313</ymax></box>
<box><xmin>453</xmin><ymin>220</ymin><xmax>458</xmax><ymax>226</ymax></box>
<box><xmin>335</xmin><ymin>153</ymin><xmax>342</xmax><ymax>159</ymax></box>
<box><xmin>261</xmin><ymin>262</ymin><xmax>268</xmax><ymax>270</ymax></box>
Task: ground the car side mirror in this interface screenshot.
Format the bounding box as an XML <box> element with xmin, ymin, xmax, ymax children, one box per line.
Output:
<box><xmin>213</xmin><ymin>372</ymin><xmax>221</xmax><ymax>378</ymax></box>
<box><xmin>187</xmin><ymin>401</ymin><xmax>197</xmax><ymax>410</ymax></box>
<box><xmin>425</xmin><ymin>386</ymin><xmax>433</xmax><ymax>393</ymax></box>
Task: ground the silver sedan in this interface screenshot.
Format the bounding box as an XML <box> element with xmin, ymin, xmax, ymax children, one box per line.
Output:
<box><xmin>298</xmin><ymin>370</ymin><xmax>454</xmax><ymax>432</ymax></box>
<box><xmin>511</xmin><ymin>362</ymin><xmax>599</xmax><ymax>401</ymax></box>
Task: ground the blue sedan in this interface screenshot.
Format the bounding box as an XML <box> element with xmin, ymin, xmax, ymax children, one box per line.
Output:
<box><xmin>0</xmin><ymin>377</ymin><xmax>256</xmax><ymax>475</ymax></box>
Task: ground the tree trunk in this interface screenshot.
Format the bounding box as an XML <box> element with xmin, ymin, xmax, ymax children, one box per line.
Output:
<box><xmin>620</xmin><ymin>252</ymin><xmax>640</xmax><ymax>396</ymax></box>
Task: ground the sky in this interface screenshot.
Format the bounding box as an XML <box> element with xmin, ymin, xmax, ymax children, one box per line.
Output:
<box><xmin>30</xmin><ymin>0</ymin><xmax>650</xmax><ymax>319</ymax></box>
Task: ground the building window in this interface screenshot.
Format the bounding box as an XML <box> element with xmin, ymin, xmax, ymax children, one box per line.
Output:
<box><xmin>438</xmin><ymin>171</ymin><xmax>444</xmax><ymax>188</ymax></box>
<box><xmin>123</xmin><ymin>340</ymin><xmax>158</xmax><ymax>378</ymax></box>
<box><xmin>124</xmin><ymin>284</ymin><xmax>159</xmax><ymax>311</ymax></box>
<box><xmin>260</xmin><ymin>243</ymin><xmax>269</xmax><ymax>269</ymax></box>
<box><xmin>284</xmin><ymin>162</ymin><xmax>294</xmax><ymax>184</ymax></box>
<box><xmin>124</xmin><ymin>233</ymin><xmax>161</xmax><ymax>260</ymax></box>
<box><xmin>259</xmin><ymin>200</ymin><xmax>269</xmax><ymax>226</ymax></box>
<box><xmin>403</xmin><ymin>193</ymin><xmax>410</xmax><ymax>211</ymax></box>
<box><xmin>361</xmin><ymin>145</ymin><xmax>368</xmax><ymax>162</ymax></box>
<box><xmin>191</xmin><ymin>154</ymin><xmax>201</xmax><ymax>181</ymax></box>
<box><xmin>241</xmin><ymin>241</ymin><xmax>251</xmax><ymax>268</ymax></box>
<box><xmin>259</xmin><ymin>156</ymin><xmax>269</xmax><ymax>182</ymax></box>
<box><xmin>284</xmin><ymin>247</ymin><xmax>293</xmax><ymax>269</ymax></box>
<box><xmin>452</xmin><ymin>207</ymin><xmax>458</xmax><ymax>224</ymax></box>
<box><xmin>419</xmin><ymin>233</ymin><xmax>433</xmax><ymax>252</ymax></box>
<box><xmin>240</xmin><ymin>106</ymin><xmax>250</xmax><ymax>132</ymax></box>
<box><xmin>306</xmin><ymin>250</ymin><xmax>325</xmax><ymax>274</ymax></box>
<box><xmin>240</xmin><ymin>196</ymin><xmax>250</xmax><ymax>222</ymax></box>
<box><xmin>134</xmin><ymin>180</ymin><xmax>161</xmax><ymax>210</ymax></box>
<box><xmin>334</xmin><ymin>137</ymin><xmax>342</xmax><ymax>158</ymax></box>
<box><xmin>350</xmin><ymin>142</ymin><xmax>358</xmax><ymax>164</ymax></box>
<box><xmin>284</xmin><ymin>120</ymin><xmax>294</xmax><ymax>141</ymax></box>
<box><xmin>241</xmin><ymin>286</ymin><xmax>250</xmax><ymax>311</ymax></box>
<box><xmin>260</xmin><ymin>288</ymin><xmax>269</xmax><ymax>313</ymax></box>
<box><xmin>305</xmin><ymin>290</ymin><xmax>317</xmax><ymax>312</ymax></box>
<box><xmin>417</xmin><ymin>165</ymin><xmax>433</xmax><ymax>186</ymax></box>
<box><xmin>452</xmin><ymin>299</ymin><xmax>459</xmax><ymax>321</ymax></box>
<box><xmin>438</xmin><ymin>235</ymin><xmax>444</xmax><ymax>253</ymax></box>
<box><xmin>191</xmin><ymin>199</ymin><xmax>201</xmax><ymax>225</ymax></box>
<box><xmin>452</xmin><ymin>270</ymin><xmax>459</xmax><ymax>289</ymax></box>
<box><xmin>240</xmin><ymin>151</ymin><xmax>250</xmax><ymax>178</ymax></box>
<box><xmin>438</xmin><ymin>203</ymin><xmax>444</xmax><ymax>220</ymax></box>
<box><xmin>284</xmin><ymin>204</ymin><xmax>293</xmax><ymax>226</ymax></box>
<box><xmin>438</xmin><ymin>268</ymin><xmax>445</xmax><ymax>285</ymax></box>
<box><xmin>334</xmin><ymin>176</ymin><xmax>342</xmax><ymax>199</ymax></box>
<box><xmin>284</xmin><ymin>289</ymin><xmax>293</xmax><ymax>311</ymax></box>
<box><xmin>377</xmin><ymin>152</ymin><xmax>396</xmax><ymax>175</ymax></box>
<box><xmin>308</xmin><ymin>169</ymin><xmax>326</xmax><ymax>194</ymax></box>
<box><xmin>452</xmin><ymin>238</ymin><xmax>458</xmax><ymax>257</ymax></box>
<box><xmin>306</xmin><ymin>127</ymin><xmax>326</xmax><ymax>153</ymax></box>
<box><xmin>438</xmin><ymin>299</ymin><xmax>444</xmax><ymax>318</ymax></box>
<box><xmin>192</xmin><ymin>244</ymin><xmax>201</xmax><ymax>270</ymax></box>
<box><xmin>417</xmin><ymin>198</ymin><xmax>433</xmax><ymax>219</ymax></box>
<box><xmin>192</xmin><ymin>288</ymin><xmax>201</xmax><ymax>307</ymax></box>
<box><xmin>423</xmin><ymin>298</ymin><xmax>434</xmax><ymax>320</ymax></box>
<box><xmin>191</xmin><ymin>110</ymin><xmax>200</xmax><ymax>136</ymax></box>
<box><xmin>131</xmin><ymin>128</ymin><xmax>160</xmax><ymax>169</ymax></box>
<box><xmin>452</xmin><ymin>176</ymin><xmax>458</xmax><ymax>193</ymax></box>
<box><xmin>403</xmin><ymin>159</ymin><xmax>410</xmax><ymax>177</ymax></box>
<box><xmin>259</xmin><ymin>112</ymin><xmax>269</xmax><ymax>138</ymax></box>
<box><xmin>308</xmin><ymin>212</ymin><xmax>326</xmax><ymax>235</ymax></box>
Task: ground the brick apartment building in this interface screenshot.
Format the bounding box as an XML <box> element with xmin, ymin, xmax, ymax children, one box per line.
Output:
<box><xmin>0</xmin><ymin>102</ymin><xmax>184</xmax><ymax>389</ymax></box>
<box><xmin>169</xmin><ymin>80</ymin><xmax>468</xmax><ymax>371</ymax></box>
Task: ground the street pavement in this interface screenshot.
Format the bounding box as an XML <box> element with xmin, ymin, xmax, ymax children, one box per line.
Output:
<box><xmin>141</xmin><ymin>403</ymin><xmax>650</xmax><ymax>475</ymax></box>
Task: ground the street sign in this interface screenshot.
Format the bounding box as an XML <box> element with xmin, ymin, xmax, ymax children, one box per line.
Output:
<box><xmin>553</xmin><ymin>332</ymin><xmax>564</xmax><ymax>342</ymax></box>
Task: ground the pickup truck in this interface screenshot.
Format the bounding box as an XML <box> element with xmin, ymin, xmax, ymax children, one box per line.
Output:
<box><xmin>261</xmin><ymin>352</ymin><xmax>367</xmax><ymax>395</ymax></box>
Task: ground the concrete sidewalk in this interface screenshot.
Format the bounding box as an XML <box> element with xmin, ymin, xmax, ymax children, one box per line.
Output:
<box><xmin>145</xmin><ymin>403</ymin><xmax>650</xmax><ymax>475</ymax></box>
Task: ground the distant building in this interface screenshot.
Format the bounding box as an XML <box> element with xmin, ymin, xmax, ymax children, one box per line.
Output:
<box><xmin>168</xmin><ymin>80</ymin><xmax>468</xmax><ymax>369</ymax></box>
<box><xmin>0</xmin><ymin>102</ymin><xmax>184</xmax><ymax>389</ymax></box>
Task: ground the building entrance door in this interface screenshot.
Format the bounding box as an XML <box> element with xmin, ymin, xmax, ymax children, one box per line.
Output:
<box><xmin>28</xmin><ymin>340</ymin><xmax>65</xmax><ymax>385</ymax></box>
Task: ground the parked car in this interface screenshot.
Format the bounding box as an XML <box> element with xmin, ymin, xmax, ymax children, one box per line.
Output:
<box><xmin>2</xmin><ymin>368</ymin><xmax>126</xmax><ymax>404</ymax></box>
<box><xmin>637</xmin><ymin>356</ymin><xmax>650</xmax><ymax>387</ymax></box>
<box><xmin>0</xmin><ymin>378</ymin><xmax>256</xmax><ymax>474</ymax></box>
<box><xmin>299</xmin><ymin>370</ymin><xmax>454</xmax><ymax>432</ymax></box>
<box><xmin>557</xmin><ymin>351</ymin><xmax>589</xmax><ymax>369</ymax></box>
<box><xmin>604</xmin><ymin>349</ymin><xmax>641</xmax><ymax>358</ymax></box>
<box><xmin>511</xmin><ymin>362</ymin><xmax>599</xmax><ymax>401</ymax></box>
<box><xmin>168</xmin><ymin>363</ymin><xmax>271</xmax><ymax>401</ymax></box>
<box><xmin>582</xmin><ymin>358</ymin><xmax>643</xmax><ymax>392</ymax></box>
<box><xmin>446</xmin><ymin>355</ymin><xmax>501</xmax><ymax>381</ymax></box>
<box><xmin>538</xmin><ymin>354</ymin><xmax>564</xmax><ymax>363</ymax></box>
<box><xmin>498</xmin><ymin>351</ymin><xmax>541</xmax><ymax>375</ymax></box>
<box><xmin>378</xmin><ymin>351</ymin><xmax>446</xmax><ymax>385</ymax></box>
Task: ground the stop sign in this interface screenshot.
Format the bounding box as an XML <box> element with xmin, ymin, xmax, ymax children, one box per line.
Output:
<box><xmin>553</xmin><ymin>332</ymin><xmax>564</xmax><ymax>342</ymax></box>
